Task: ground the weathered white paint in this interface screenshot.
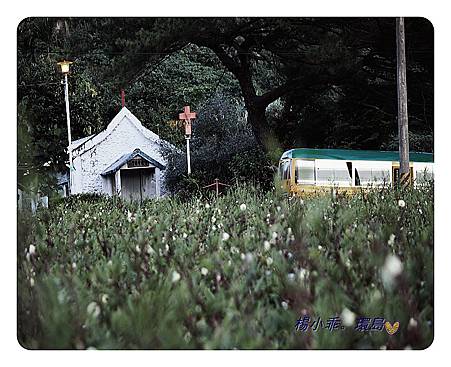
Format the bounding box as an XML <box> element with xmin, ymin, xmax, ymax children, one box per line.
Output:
<box><xmin>70</xmin><ymin>107</ymin><xmax>169</xmax><ymax>197</ymax></box>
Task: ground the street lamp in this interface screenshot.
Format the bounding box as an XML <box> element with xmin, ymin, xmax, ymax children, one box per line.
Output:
<box><xmin>57</xmin><ymin>60</ymin><xmax>73</xmax><ymax>194</ymax></box>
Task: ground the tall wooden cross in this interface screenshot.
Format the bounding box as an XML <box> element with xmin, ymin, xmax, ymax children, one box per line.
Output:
<box><xmin>179</xmin><ymin>106</ymin><xmax>197</xmax><ymax>175</ymax></box>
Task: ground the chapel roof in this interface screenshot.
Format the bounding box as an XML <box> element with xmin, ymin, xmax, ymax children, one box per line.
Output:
<box><xmin>101</xmin><ymin>148</ymin><xmax>166</xmax><ymax>176</ymax></box>
<box><xmin>70</xmin><ymin>107</ymin><xmax>165</xmax><ymax>156</ymax></box>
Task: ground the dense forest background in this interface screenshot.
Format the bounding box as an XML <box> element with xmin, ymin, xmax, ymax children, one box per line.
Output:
<box><xmin>17</xmin><ymin>18</ymin><xmax>434</xmax><ymax>195</ymax></box>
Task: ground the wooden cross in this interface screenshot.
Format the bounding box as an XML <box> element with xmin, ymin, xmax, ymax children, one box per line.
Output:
<box><xmin>179</xmin><ymin>105</ymin><xmax>197</xmax><ymax>136</ymax></box>
<box><xmin>121</xmin><ymin>89</ymin><xmax>126</xmax><ymax>108</ymax></box>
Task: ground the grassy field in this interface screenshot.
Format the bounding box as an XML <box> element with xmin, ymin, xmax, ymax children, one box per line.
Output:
<box><xmin>17</xmin><ymin>183</ymin><xmax>434</xmax><ymax>349</ymax></box>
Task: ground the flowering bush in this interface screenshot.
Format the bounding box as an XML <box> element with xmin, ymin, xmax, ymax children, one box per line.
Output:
<box><xmin>17</xmin><ymin>183</ymin><xmax>433</xmax><ymax>349</ymax></box>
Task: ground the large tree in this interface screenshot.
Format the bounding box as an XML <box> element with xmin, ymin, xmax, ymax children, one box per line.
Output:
<box><xmin>102</xmin><ymin>17</ymin><xmax>433</xmax><ymax>155</ymax></box>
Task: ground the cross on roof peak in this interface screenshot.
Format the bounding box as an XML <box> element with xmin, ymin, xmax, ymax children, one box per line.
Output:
<box><xmin>121</xmin><ymin>89</ymin><xmax>125</xmax><ymax>108</ymax></box>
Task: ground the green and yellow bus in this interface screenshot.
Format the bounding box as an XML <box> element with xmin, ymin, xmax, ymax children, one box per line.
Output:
<box><xmin>278</xmin><ymin>148</ymin><xmax>434</xmax><ymax>196</ymax></box>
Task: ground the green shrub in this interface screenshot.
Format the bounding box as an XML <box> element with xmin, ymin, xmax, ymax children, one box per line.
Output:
<box><xmin>17</xmin><ymin>182</ymin><xmax>433</xmax><ymax>349</ymax></box>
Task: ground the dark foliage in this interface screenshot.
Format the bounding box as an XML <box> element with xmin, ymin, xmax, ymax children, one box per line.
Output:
<box><xmin>162</xmin><ymin>94</ymin><xmax>274</xmax><ymax>197</ymax></box>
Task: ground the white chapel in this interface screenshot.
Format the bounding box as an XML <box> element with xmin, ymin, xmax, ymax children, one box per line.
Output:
<box><xmin>69</xmin><ymin>107</ymin><xmax>170</xmax><ymax>201</ymax></box>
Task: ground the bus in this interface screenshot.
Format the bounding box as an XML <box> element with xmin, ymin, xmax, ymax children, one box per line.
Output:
<box><xmin>278</xmin><ymin>148</ymin><xmax>434</xmax><ymax>196</ymax></box>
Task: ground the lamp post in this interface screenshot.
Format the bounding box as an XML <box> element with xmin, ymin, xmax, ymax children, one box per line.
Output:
<box><xmin>57</xmin><ymin>60</ymin><xmax>73</xmax><ymax>194</ymax></box>
<box><xmin>178</xmin><ymin>106</ymin><xmax>197</xmax><ymax>175</ymax></box>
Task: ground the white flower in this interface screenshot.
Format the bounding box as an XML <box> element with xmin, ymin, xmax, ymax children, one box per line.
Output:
<box><xmin>341</xmin><ymin>307</ymin><xmax>356</xmax><ymax>327</ymax></box>
<box><xmin>183</xmin><ymin>232</ymin><xmax>188</xmax><ymax>239</ymax></box>
<box><xmin>87</xmin><ymin>302</ymin><xmax>100</xmax><ymax>318</ymax></box>
<box><xmin>276</xmin><ymin>206</ymin><xmax>281</xmax><ymax>212</ymax></box>
<box><xmin>222</xmin><ymin>232</ymin><xmax>230</xmax><ymax>241</ymax></box>
<box><xmin>29</xmin><ymin>244</ymin><xmax>36</xmax><ymax>256</ymax></box>
<box><xmin>384</xmin><ymin>254</ymin><xmax>403</xmax><ymax>277</ymax></box>
<box><xmin>240</xmin><ymin>203</ymin><xmax>247</xmax><ymax>211</ymax></box>
<box><xmin>318</xmin><ymin>245</ymin><xmax>323</xmax><ymax>251</ymax></box>
<box><xmin>299</xmin><ymin>268</ymin><xmax>308</xmax><ymax>281</ymax></box>
<box><xmin>211</xmin><ymin>216</ymin><xmax>216</xmax><ymax>224</ymax></box>
<box><xmin>266</xmin><ymin>257</ymin><xmax>273</xmax><ymax>266</ymax></box>
<box><xmin>287</xmin><ymin>227</ymin><xmax>292</xmax><ymax>235</ymax></box>
<box><xmin>388</xmin><ymin>234</ymin><xmax>396</xmax><ymax>246</ymax></box>
<box><xmin>127</xmin><ymin>210</ymin><xmax>133</xmax><ymax>222</ymax></box>
<box><xmin>245</xmin><ymin>253</ymin><xmax>254</xmax><ymax>263</ymax></box>
<box><xmin>287</xmin><ymin>273</ymin><xmax>295</xmax><ymax>282</ymax></box>
<box><xmin>172</xmin><ymin>270</ymin><xmax>181</xmax><ymax>283</ymax></box>
<box><xmin>263</xmin><ymin>240</ymin><xmax>271</xmax><ymax>251</ymax></box>
<box><xmin>101</xmin><ymin>294</ymin><xmax>109</xmax><ymax>304</ymax></box>
<box><xmin>272</xmin><ymin>232</ymin><xmax>278</xmax><ymax>240</ymax></box>
<box><xmin>107</xmin><ymin>260</ymin><xmax>113</xmax><ymax>267</ymax></box>
<box><xmin>216</xmin><ymin>273</ymin><xmax>222</xmax><ymax>282</ymax></box>
<box><xmin>135</xmin><ymin>245</ymin><xmax>141</xmax><ymax>254</ymax></box>
<box><xmin>72</xmin><ymin>262</ymin><xmax>77</xmax><ymax>270</ymax></box>
<box><xmin>281</xmin><ymin>301</ymin><xmax>289</xmax><ymax>310</ymax></box>
<box><xmin>398</xmin><ymin>199</ymin><xmax>406</xmax><ymax>208</ymax></box>
<box><xmin>408</xmin><ymin>317</ymin><xmax>418</xmax><ymax>329</ymax></box>
<box><xmin>381</xmin><ymin>254</ymin><xmax>403</xmax><ymax>289</ymax></box>
<box><xmin>240</xmin><ymin>253</ymin><xmax>246</xmax><ymax>260</ymax></box>
<box><xmin>205</xmin><ymin>203</ymin><xmax>210</xmax><ymax>209</ymax></box>
<box><xmin>201</xmin><ymin>267</ymin><xmax>209</xmax><ymax>276</ymax></box>
<box><xmin>29</xmin><ymin>277</ymin><xmax>35</xmax><ymax>287</ymax></box>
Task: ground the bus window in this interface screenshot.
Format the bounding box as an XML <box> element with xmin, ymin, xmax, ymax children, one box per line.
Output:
<box><xmin>295</xmin><ymin>160</ymin><xmax>315</xmax><ymax>185</ymax></box>
<box><xmin>415</xmin><ymin>164</ymin><xmax>433</xmax><ymax>184</ymax></box>
<box><xmin>354</xmin><ymin>162</ymin><xmax>392</xmax><ymax>186</ymax></box>
<box><xmin>280</xmin><ymin>160</ymin><xmax>291</xmax><ymax>180</ymax></box>
<box><xmin>316</xmin><ymin>160</ymin><xmax>352</xmax><ymax>186</ymax></box>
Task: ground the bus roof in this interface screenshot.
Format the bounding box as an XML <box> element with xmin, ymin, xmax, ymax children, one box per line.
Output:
<box><xmin>281</xmin><ymin>148</ymin><xmax>434</xmax><ymax>163</ymax></box>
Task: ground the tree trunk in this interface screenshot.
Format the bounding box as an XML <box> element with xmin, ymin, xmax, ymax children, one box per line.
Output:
<box><xmin>245</xmin><ymin>100</ymin><xmax>281</xmax><ymax>161</ymax></box>
<box><xmin>209</xmin><ymin>46</ymin><xmax>283</xmax><ymax>161</ymax></box>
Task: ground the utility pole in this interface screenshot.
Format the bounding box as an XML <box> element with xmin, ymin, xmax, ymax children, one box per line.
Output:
<box><xmin>396</xmin><ymin>17</ymin><xmax>410</xmax><ymax>187</ymax></box>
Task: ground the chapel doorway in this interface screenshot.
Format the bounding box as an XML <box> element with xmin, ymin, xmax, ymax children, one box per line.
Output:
<box><xmin>120</xmin><ymin>168</ymin><xmax>156</xmax><ymax>202</ymax></box>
